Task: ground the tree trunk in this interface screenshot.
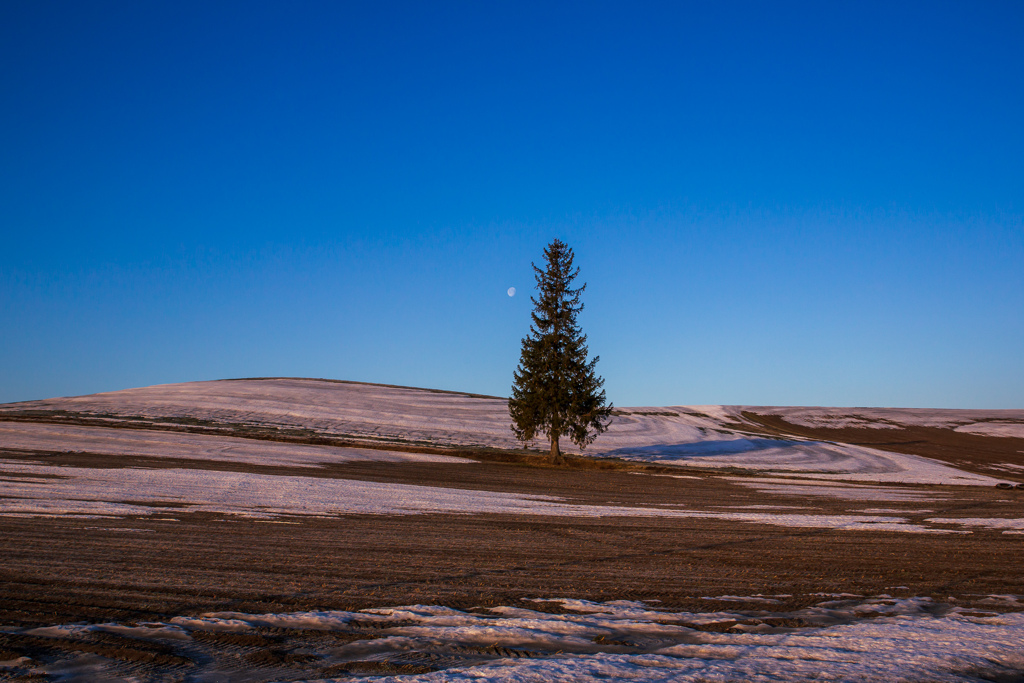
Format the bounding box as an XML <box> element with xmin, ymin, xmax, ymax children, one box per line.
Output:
<box><xmin>550</xmin><ymin>434</ymin><xmax>565</xmax><ymax>466</ymax></box>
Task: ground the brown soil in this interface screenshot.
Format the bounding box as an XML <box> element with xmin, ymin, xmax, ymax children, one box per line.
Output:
<box><xmin>1</xmin><ymin>455</ymin><xmax>1022</xmax><ymax>630</ymax></box>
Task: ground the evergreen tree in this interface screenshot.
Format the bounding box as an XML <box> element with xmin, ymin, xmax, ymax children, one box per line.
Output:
<box><xmin>509</xmin><ymin>239</ymin><xmax>613</xmax><ymax>464</ymax></box>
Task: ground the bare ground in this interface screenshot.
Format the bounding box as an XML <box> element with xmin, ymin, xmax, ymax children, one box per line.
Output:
<box><xmin>1</xmin><ymin>455</ymin><xmax>1022</xmax><ymax>630</ymax></box>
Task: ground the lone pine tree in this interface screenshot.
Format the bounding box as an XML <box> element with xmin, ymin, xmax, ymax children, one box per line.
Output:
<box><xmin>509</xmin><ymin>239</ymin><xmax>613</xmax><ymax>465</ymax></box>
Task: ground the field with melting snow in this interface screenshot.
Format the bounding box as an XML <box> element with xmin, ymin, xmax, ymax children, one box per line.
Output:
<box><xmin>4</xmin><ymin>377</ymin><xmax>1022</xmax><ymax>481</ymax></box>
<box><xmin>1</xmin><ymin>377</ymin><xmax>1022</xmax><ymax>681</ymax></box>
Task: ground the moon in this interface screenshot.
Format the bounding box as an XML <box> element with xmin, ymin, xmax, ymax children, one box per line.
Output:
<box><xmin>507</xmin><ymin>287</ymin><xmax>516</xmax><ymax>297</ymax></box>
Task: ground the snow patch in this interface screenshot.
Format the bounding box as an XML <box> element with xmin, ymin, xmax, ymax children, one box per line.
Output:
<box><xmin>925</xmin><ymin>517</ymin><xmax>1024</xmax><ymax>533</ymax></box>
<box><xmin>12</xmin><ymin>598</ymin><xmax>1021</xmax><ymax>683</ymax></box>
<box><xmin>954</xmin><ymin>422</ymin><xmax>1024</xmax><ymax>438</ymax></box>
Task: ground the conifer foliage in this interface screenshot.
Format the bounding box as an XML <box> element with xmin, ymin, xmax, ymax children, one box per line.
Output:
<box><xmin>509</xmin><ymin>239</ymin><xmax>613</xmax><ymax>464</ymax></box>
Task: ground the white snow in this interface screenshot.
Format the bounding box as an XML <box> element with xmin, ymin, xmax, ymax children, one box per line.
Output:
<box><xmin>0</xmin><ymin>422</ymin><xmax>465</xmax><ymax>467</ymax></box>
<box><xmin>611</xmin><ymin>440</ymin><xmax>1004</xmax><ymax>485</ymax></box>
<box><xmin>2</xmin><ymin>378</ymin><xmax>530</xmax><ymax>449</ymax></box>
<box><xmin>710</xmin><ymin>442</ymin><xmax>996</xmax><ymax>484</ymax></box>
<box><xmin>41</xmin><ymin>597</ymin><xmax>1017</xmax><ymax>683</ymax></box>
<box><xmin>925</xmin><ymin>517</ymin><xmax>1024</xmax><ymax>534</ymax></box>
<box><xmin>955</xmin><ymin>422</ymin><xmax>1024</xmax><ymax>438</ymax></box>
<box><xmin>978</xmin><ymin>595</ymin><xmax>1024</xmax><ymax>605</ymax></box>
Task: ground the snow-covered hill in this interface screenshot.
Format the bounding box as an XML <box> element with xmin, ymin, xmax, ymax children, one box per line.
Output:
<box><xmin>2</xmin><ymin>377</ymin><xmax>1020</xmax><ymax>486</ymax></box>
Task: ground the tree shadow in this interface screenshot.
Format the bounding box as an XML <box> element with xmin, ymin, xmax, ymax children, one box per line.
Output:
<box><xmin>602</xmin><ymin>437</ymin><xmax>804</xmax><ymax>461</ymax></box>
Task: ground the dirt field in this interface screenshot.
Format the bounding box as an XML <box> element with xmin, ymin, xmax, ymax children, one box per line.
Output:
<box><xmin>2</xmin><ymin>456</ymin><xmax>1021</xmax><ymax>628</ymax></box>
<box><xmin>2</xmin><ymin>393</ymin><xmax>1023</xmax><ymax>680</ymax></box>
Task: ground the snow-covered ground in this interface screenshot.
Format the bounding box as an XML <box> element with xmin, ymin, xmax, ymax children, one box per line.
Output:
<box><xmin>0</xmin><ymin>459</ymin><xmax>972</xmax><ymax>533</ymax></box>
<box><xmin>604</xmin><ymin>438</ymin><xmax>1002</xmax><ymax>485</ymax></box>
<box><xmin>4</xmin><ymin>431</ymin><xmax>1018</xmax><ymax>532</ymax></box>
<box><xmin>1</xmin><ymin>379</ymin><xmax>1021</xmax><ymax>533</ymax></box>
<box><xmin>0</xmin><ymin>418</ymin><xmax>1003</xmax><ymax>486</ymax></box>
<box><xmin>0</xmin><ymin>422</ymin><xmax>464</xmax><ymax>468</ymax></box>
<box><xmin>954</xmin><ymin>422</ymin><xmax>1024</xmax><ymax>438</ymax></box>
<box><xmin>11</xmin><ymin>378</ymin><xmax>1023</xmax><ymax>444</ymax></box>
<box><xmin>9</xmin><ymin>597</ymin><xmax>1024</xmax><ymax>682</ymax></box>
<box><xmin>3</xmin><ymin>378</ymin><xmax>529</xmax><ymax>449</ymax></box>
<box><xmin>1</xmin><ymin>378</ymin><xmax>1016</xmax><ymax>486</ymax></box>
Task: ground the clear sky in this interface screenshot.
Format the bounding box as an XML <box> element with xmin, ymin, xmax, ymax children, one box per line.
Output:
<box><xmin>1</xmin><ymin>1</ymin><xmax>1022</xmax><ymax>408</ymax></box>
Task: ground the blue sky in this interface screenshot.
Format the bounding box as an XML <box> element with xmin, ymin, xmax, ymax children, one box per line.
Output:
<box><xmin>1</xmin><ymin>1</ymin><xmax>1022</xmax><ymax>407</ymax></box>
